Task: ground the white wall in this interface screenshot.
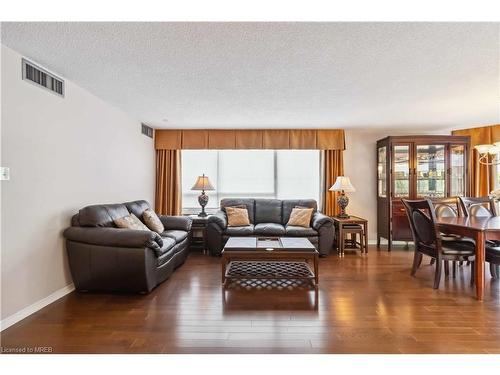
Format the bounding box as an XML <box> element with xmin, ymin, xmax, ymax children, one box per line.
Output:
<box><xmin>343</xmin><ymin>129</ymin><xmax>451</xmax><ymax>242</ymax></box>
<box><xmin>0</xmin><ymin>45</ymin><xmax>155</xmax><ymax>323</ymax></box>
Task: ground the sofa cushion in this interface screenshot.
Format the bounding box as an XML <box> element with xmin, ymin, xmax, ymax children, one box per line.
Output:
<box><xmin>162</xmin><ymin>230</ymin><xmax>188</xmax><ymax>243</ymax></box>
<box><xmin>255</xmin><ymin>199</ymin><xmax>283</xmax><ymax>224</ymax></box>
<box><xmin>221</xmin><ymin>199</ymin><xmax>255</xmax><ymax>223</ymax></box>
<box><xmin>285</xmin><ymin>225</ymin><xmax>318</xmax><ymax>237</ymax></box>
<box><xmin>79</xmin><ymin>204</ymin><xmax>129</xmax><ymax>227</ymax></box>
<box><xmin>282</xmin><ymin>200</ymin><xmax>317</xmax><ymax>225</ymax></box>
<box><xmin>254</xmin><ymin>223</ymin><xmax>286</xmax><ymax>236</ymax></box>
<box><xmin>225</xmin><ymin>225</ymin><xmax>255</xmax><ymax>236</ymax></box>
<box><xmin>124</xmin><ymin>200</ymin><xmax>152</xmax><ymax>222</ymax></box>
<box><xmin>156</xmin><ymin>236</ymin><xmax>176</xmax><ymax>256</ymax></box>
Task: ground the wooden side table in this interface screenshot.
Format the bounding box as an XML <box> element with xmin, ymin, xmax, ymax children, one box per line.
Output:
<box><xmin>187</xmin><ymin>214</ymin><xmax>210</xmax><ymax>253</ymax></box>
<box><xmin>331</xmin><ymin>215</ymin><xmax>368</xmax><ymax>256</ymax></box>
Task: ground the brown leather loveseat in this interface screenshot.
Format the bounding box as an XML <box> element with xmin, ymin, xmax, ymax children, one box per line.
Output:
<box><xmin>63</xmin><ymin>200</ymin><xmax>192</xmax><ymax>293</ymax></box>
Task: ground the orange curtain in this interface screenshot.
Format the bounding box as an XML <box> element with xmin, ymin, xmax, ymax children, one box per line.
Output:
<box><xmin>452</xmin><ymin>125</ymin><xmax>499</xmax><ymax>197</ymax></box>
<box><xmin>323</xmin><ymin>150</ymin><xmax>344</xmax><ymax>216</ymax></box>
<box><xmin>155</xmin><ymin>149</ymin><xmax>181</xmax><ymax>216</ymax></box>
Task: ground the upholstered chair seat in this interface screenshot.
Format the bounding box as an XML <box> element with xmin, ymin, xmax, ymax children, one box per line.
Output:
<box><xmin>440</xmin><ymin>240</ymin><xmax>476</xmax><ymax>256</ymax></box>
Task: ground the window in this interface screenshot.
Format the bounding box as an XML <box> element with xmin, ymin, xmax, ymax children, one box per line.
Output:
<box><xmin>181</xmin><ymin>150</ymin><xmax>320</xmax><ymax>213</ymax></box>
<box><xmin>495</xmin><ymin>163</ymin><xmax>500</xmax><ymax>190</ymax></box>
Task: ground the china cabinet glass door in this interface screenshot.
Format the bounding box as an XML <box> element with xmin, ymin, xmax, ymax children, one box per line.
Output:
<box><xmin>416</xmin><ymin>144</ymin><xmax>446</xmax><ymax>198</ymax></box>
<box><xmin>393</xmin><ymin>145</ymin><xmax>411</xmax><ymax>198</ymax></box>
<box><xmin>450</xmin><ymin>144</ymin><xmax>466</xmax><ymax>197</ymax></box>
<box><xmin>377</xmin><ymin>146</ymin><xmax>387</xmax><ymax>198</ymax></box>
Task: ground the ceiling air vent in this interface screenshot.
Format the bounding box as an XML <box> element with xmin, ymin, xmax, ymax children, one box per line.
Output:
<box><xmin>22</xmin><ymin>58</ymin><xmax>64</xmax><ymax>97</ymax></box>
<box><xmin>141</xmin><ymin>123</ymin><xmax>154</xmax><ymax>138</ymax></box>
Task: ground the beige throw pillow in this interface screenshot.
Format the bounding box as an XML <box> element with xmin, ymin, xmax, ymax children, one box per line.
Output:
<box><xmin>143</xmin><ymin>209</ymin><xmax>165</xmax><ymax>234</ymax></box>
<box><xmin>223</xmin><ymin>204</ymin><xmax>247</xmax><ymax>212</ymax></box>
<box><xmin>114</xmin><ymin>213</ymin><xmax>151</xmax><ymax>231</ymax></box>
<box><xmin>287</xmin><ymin>207</ymin><xmax>314</xmax><ymax>228</ymax></box>
<box><xmin>226</xmin><ymin>207</ymin><xmax>251</xmax><ymax>227</ymax></box>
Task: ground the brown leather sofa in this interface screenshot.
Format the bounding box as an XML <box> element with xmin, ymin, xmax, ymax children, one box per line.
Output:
<box><xmin>63</xmin><ymin>200</ymin><xmax>192</xmax><ymax>293</ymax></box>
<box><xmin>206</xmin><ymin>198</ymin><xmax>334</xmax><ymax>256</ymax></box>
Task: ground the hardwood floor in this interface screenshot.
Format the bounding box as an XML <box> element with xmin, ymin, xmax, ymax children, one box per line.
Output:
<box><xmin>2</xmin><ymin>246</ymin><xmax>500</xmax><ymax>354</ymax></box>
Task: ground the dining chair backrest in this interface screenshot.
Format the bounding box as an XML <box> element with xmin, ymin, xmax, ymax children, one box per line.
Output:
<box><xmin>459</xmin><ymin>197</ymin><xmax>497</xmax><ymax>217</ymax></box>
<box><xmin>402</xmin><ymin>199</ymin><xmax>441</xmax><ymax>256</ymax></box>
<box><xmin>431</xmin><ymin>197</ymin><xmax>461</xmax><ymax>218</ymax></box>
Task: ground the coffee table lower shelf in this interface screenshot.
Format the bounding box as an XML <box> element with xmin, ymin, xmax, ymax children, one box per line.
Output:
<box><xmin>223</xmin><ymin>260</ymin><xmax>317</xmax><ymax>288</ymax></box>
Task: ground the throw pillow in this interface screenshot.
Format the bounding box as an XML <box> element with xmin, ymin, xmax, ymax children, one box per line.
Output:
<box><xmin>114</xmin><ymin>213</ymin><xmax>150</xmax><ymax>231</ymax></box>
<box><xmin>287</xmin><ymin>207</ymin><xmax>314</xmax><ymax>228</ymax></box>
<box><xmin>223</xmin><ymin>204</ymin><xmax>247</xmax><ymax>212</ymax></box>
<box><xmin>295</xmin><ymin>205</ymin><xmax>312</xmax><ymax>210</ymax></box>
<box><xmin>226</xmin><ymin>206</ymin><xmax>251</xmax><ymax>227</ymax></box>
<box><xmin>143</xmin><ymin>209</ymin><xmax>165</xmax><ymax>234</ymax></box>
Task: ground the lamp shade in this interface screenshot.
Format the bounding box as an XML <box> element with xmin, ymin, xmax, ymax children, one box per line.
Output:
<box><xmin>329</xmin><ymin>176</ymin><xmax>356</xmax><ymax>192</ymax></box>
<box><xmin>191</xmin><ymin>174</ymin><xmax>215</xmax><ymax>191</ymax></box>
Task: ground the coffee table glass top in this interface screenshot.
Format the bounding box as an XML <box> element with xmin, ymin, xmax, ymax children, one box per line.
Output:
<box><xmin>223</xmin><ymin>237</ymin><xmax>316</xmax><ymax>252</ymax></box>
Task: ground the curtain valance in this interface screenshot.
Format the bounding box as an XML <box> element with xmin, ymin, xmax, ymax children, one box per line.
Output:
<box><xmin>452</xmin><ymin>124</ymin><xmax>500</xmax><ymax>146</ymax></box>
<box><xmin>155</xmin><ymin>129</ymin><xmax>345</xmax><ymax>150</ymax></box>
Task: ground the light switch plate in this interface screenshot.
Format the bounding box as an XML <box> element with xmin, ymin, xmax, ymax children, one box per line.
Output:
<box><xmin>0</xmin><ymin>167</ymin><xmax>10</xmax><ymax>180</ymax></box>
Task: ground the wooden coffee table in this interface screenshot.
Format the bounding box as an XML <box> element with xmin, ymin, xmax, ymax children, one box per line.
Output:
<box><xmin>221</xmin><ymin>237</ymin><xmax>319</xmax><ymax>288</ymax></box>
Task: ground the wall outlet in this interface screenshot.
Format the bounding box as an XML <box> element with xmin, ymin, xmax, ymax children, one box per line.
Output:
<box><xmin>0</xmin><ymin>167</ymin><xmax>10</xmax><ymax>181</ymax></box>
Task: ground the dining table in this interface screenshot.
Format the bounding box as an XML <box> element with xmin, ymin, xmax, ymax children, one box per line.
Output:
<box><xmin>436</xmin><ymin>215</ymin><xmax>500</xmax><ymax>301</ymax></box>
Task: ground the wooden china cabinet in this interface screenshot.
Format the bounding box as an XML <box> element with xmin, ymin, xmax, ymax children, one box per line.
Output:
<box><xmin>376</xmin><ymin>135</ymin><xmax>471</xmax><ymax>250</ymax></box>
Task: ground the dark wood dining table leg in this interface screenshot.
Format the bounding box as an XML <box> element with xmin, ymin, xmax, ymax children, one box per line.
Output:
<box><xmin>475</xmin><ymin>231</ymin><xmax>485</xmax><ymax>301</ymax></box>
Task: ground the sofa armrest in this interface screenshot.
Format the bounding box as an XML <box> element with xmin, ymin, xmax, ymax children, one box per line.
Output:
<box><xmin>311</xmin><ymin>212</ymin><xmax>334</xmax><ymax>230</ymax></box>
<box><xmin>159</xmin><ymin>215</ymin><xmax>193</xmax><ymax>231</ymax></box>
<box><xmin>207</xmin><ymin>210</ymin><xmax>228</xmax><ymax>230</ymax></box>
<box><xmin>63</xmin><ymin>227</ymin><xmax>163</xmax><ymax>250</ymax></box>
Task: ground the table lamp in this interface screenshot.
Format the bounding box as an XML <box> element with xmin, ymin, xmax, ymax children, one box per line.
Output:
<box><xmin>329</xmin><ymin>176</ymin><xmax>356</xmax><ymax>218</ymax></box>
<box><xmin>191</xmin><ymin>174</ymin><xmax>215</xmax><ymax>217</ymax></box>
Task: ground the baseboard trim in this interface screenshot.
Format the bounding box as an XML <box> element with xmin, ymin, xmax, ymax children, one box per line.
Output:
<box><xmin>0</xmin><ymin>283</ymin><xmax>75</xmax><ymax>331</ymax></box>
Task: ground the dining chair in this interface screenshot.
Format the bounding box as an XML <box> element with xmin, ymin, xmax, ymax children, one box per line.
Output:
<box><xmin>459</xmin><ymin>196</ymin><xmax>497</xmax><ymax>217</ymax></box>
<box><xmin>459</xmin><ymin>196</ymin><xmax>500</xmax><ymax>279</ymax></box>
<box><xmin>402</xmin><ymin>198</ymin><xmax>476</xmax><ymax>289</ymax></box>
<box><xmin>430</xmin><ymin>197</ymin><xmax>473</xmax><ymax>276</ymax></box>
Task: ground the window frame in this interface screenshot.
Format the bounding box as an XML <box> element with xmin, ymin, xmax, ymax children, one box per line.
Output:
<box><xmin>181</xmin><ymin>149</ymin><xmax>321</xmax><ymax>214</ymax></box>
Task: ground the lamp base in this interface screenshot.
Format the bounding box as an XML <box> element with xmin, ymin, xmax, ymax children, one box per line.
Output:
<box><xmin>336</xmin><ymin>213</ymin><xmax>350</xmax><ymax>219</ymax></box>
<box><xmin>198</xmin><ymin>191</ymin><xmax>209</xmax><ymax>218</ymax></box>
<box><xmin>337</xmin><ymin>192</ymin><xmax>350</xmax><ymax>219</ymax></box>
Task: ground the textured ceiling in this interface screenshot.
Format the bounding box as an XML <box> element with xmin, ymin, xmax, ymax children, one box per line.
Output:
<box><xmin>1</xmin><ymin>22</ymin><xmax>499</xmax><ymax>130</ymax></box>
